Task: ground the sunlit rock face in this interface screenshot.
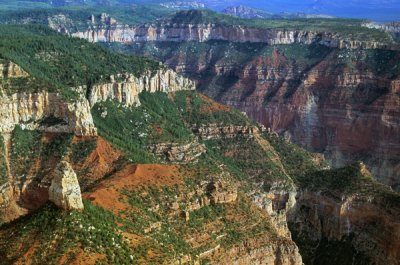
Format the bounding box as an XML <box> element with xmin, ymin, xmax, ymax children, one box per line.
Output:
<box><xmin>49</xmin><ymin>161</ymin><xmax>84</xmax><ymax>211</ymax></box>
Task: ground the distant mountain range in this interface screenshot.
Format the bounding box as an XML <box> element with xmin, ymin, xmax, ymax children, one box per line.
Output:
<box><xmin>222</xmin><ymin>5</ymin><xmax>334</xmax><ymax>19</ymax></box>
<box><xmin>144</xmin><ymin>0</ymin><xmax>400</xmax><ymax>21</ymax></box>
<box><xmin>204</xmin><ymin>0</ymin><xmax>400</xmax><ymax>21</ymax></box>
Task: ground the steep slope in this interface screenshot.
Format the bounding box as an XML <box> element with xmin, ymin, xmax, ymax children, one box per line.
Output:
<box><xmin>1</xmin><ymin>88</ymin><xmax>398</xmax><ymax>265</ymax></box>
<box><xmin>0</xmin><ymin>25</ymin><xmax>194</xmax><ymax>223</ymax></box>
<box><xmin>107</xmin><ymin>40</ymin><xmax>400</xmax><ymax>191</ymax></box>
<box><xmin>0</xmin><ymin>25</ymin><xmax>303</xmax><ymax>265</ymax></box>
<box><xmin>37</xmin><ymin>9</ymin><xmax>400</xmax><ymax>190</ymax></box>
<box><xmin>70</xmin><ymin>10</ymin><xmax>396</xmax><ymax>49</ymax></box>
<box><xmin>0</xmin><ymin>24</ymin><xmax>398</xmax><ymax>265</ymax></box>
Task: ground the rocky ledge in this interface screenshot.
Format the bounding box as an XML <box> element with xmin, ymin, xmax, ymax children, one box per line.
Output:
<box><xmin>191</xmin><ymin>124</ymin><xmax>256</xmax><ymax>140</ymax></box>
<box><xmin>72</xmin><ymin>22</ymin><xmax>398</xmax><ymax>50</ymax></box>
<box><xmin>88</xmin><ymin>68</ymin><xmax>195</xmax><ymax>107</ymax></box>
<box><xmin>149</xmin><ymin>141</ymin><xmax>206</xmax><ymax>163</ymax></box>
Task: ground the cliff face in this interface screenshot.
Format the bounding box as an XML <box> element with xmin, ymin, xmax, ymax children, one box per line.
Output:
<box><xmin>0</xmin><ymin>91</ymin><xmax>97</xmax><ymax>136</ymax></box>
<box><xmin>233</xmin><ymin>51</ymin><xmax>400</xmax><ymax>190</ymax></box>
<box><xmin>48</xmin><ymin>161</ymin><xmax>84</xmax><ymax>211</ymax></box>
<box><xmin>0</xmin><ymin>61</ymin><xmax>97</xmax><ymax>137</ymax></box>
<box><xmin>219</xmin><ymin>238</ymin><xmax>302</xmax><ymax>265</ymax></box>
<box><xmin>89</xmin><ymin>68</ymin><xmax>195</xmax><ymax>107</ymax></box>
<box><xmin>111</xmin><ymin>41</ymin><xmax>400</xmax><ymax>191</ymax></box>
<box><xmin>0</xmin><ymin>60</ymin><xmax>195</xmax><ymax>223</ymax></box>
<box><xmin>289</xmin><ymin>191</ymin><xmax>400</xmax><ymax>265</ymax></box>
<box><xmin>72</xmin><ymin>23</ymin><xmax>396</xmax><ymax>50</ymax></box>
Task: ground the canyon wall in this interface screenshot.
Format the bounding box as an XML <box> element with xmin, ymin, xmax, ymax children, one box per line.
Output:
<box><xmin>0</xmin><ymin>60</ymin><xmax>194</xmax><ymax>222</ymax></box>
<box><xmin>88</xmin><ymin>68</ymin><xmax>195</xmax><ymax>107</ymax></box>
<box><xmin>67</xmin><ymin>15</ymin><xmax>400</xmax><ymax>190</ymax></box>
<box><xmin>228</xmin><ymin>51</ymin><xmax>400</xmax><ymax>190</ymax></box>
<box><xmin>105</xmin><ymin>40</ymin><xmax>400</xmax><ymax>191</ymax></box>
<box><xmin>289</xmin><ymin>190</ymin><xmax>400</xmax><ymax>265</ymax></box>
<box><xmin>72</xmin><ymin>23</ymin><xmax>397</xmax><ymax>50</ymax></box>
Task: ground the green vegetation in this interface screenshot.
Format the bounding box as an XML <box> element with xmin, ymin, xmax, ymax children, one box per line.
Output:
<box><xmin>264</xmin><ymin>132</ymin><xmax>322</xmax><ymax>177</ymax></box>
<box><xmin>0</xmin><ymin>200</ymin><xmax>133</xmax><ymax>264</ymax></box>
<box><xmin>92</xmin><ymin>100</ymin><xmax>156</xmax><ymax>163</ymax></box>
<box><xmin>10</xmin><ymin>126</ymin><xmax>42</xmax><ymax>179</ymax></box>
<box><xmin>120</xmin><ymin>188</ymin><xmax>195</xmax><ymax>263</ymax></box>
<box><xmin>174</xmin><ymin>90</ymin><xmax>250</xmax><ymax>125</ymax></box>
<box><xmin>298</xmin><ymin>164</ymin><xmax>400</xmax><ymax>207</ymax></box>
<box><xmin>118</xmin><ymin>184</ymin><xmax>279</xmax><ymax>264</ymax></box>
<box><xmin>71</xmin><ymin>138</ymin><xmax>97</xmax><ymax>164</ymax></box>
<box><xmin>205</xmin><ymin>136</ymin><xmax>293</xmax><ymax>190</ymax></box>
<box><xmin>92</xmin><ymin>92</ymin><xmax>194</xmax><ymax>163</ymax></box>
<box><xmin>336</xmin><ymin>48</ymin><xmax>400</xmax><ymax>78</ymax></box>
<box><xmin>10</xmin><ymin>126</ymin><xmax>73</xmax><ymax>178</ymax></box>
<box><xmin>0</xmin><ymin>25</ymin><xmax>160</xmax><ymax>99</ymax></box>
<box><xmin>265</xmin><ymin>132</ymin><xmax>400</xmax><ymax>207</ymax></box>
<box><xmin>0</xmin><ymin>4</ymin><xmax>175</xmax><ymax>30</ymax></box>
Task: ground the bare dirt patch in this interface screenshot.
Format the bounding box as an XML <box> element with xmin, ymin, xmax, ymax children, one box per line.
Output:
<box><xmin>84</xmin><ymin>164</ymin><xmax>182</xmax><ymax>214</ymax></box>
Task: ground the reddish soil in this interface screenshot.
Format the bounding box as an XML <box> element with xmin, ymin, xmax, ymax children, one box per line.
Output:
<box><xmin>14</xmin><ymin>241</ymin><xmax>39</xmax><ymax>265</ymax></box>
<box><xmin>199</xmin><ymin>93</ymin><xmax>229</xmax><ymax>113</ymax></box>
<box><xmin>73</xmin><ymin>136</ymin><xmax>124</xmax><ymax>185</ymax></box>
<box><xmin>68</xmin><ymin>249</ymin><xmax>106</xmax><ymax>265</ymax></box>
<box><xmin>150</xmin><ymin>123</ymin><xmax>163</xmax><ymax>136</ymax></box>
<box><xmin>85</xmin><ymin>164</ymin><xmax>182</xmax><ymax>214</ymax></box>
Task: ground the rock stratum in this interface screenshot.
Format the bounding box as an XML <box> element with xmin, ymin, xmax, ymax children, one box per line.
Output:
<box><xmin>65</xmin><ymin>12</ymin><xmax>400</xmax><ymax>190</ymax></box>
<box><xmin>102</xmin><ymin>38</ymin><xmax>400</xmax><ymax>192</ymax></box>
<box><xmin>88</xmin><ymin>68</ymin><xmax>195</xmax><ymax>107</ymax></box>
<box><xmin>49</xmin><ymin>161</ymin><xmax>84</xmax><ymax>211</ymax></box>
<box><xmin>0</xmin><ymin>59</ymin><xmax>194</xmax><ymax>221</ymax></box>
<box><xmin>0</xmin><ymin>22</ymin><xmax>398</xmax><ymax>265</ymax></box>
<box><xmin>72</xmin><ymin>23</ymin><xmax>396</xmax><ymax>50</ymax></box>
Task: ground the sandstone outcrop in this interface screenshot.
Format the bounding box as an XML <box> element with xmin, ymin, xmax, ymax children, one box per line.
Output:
<box><xmin>88</xmin><ymin>69</ymin><xmax>195</xmax><ymax>107</ymax></box>
<box><xmin>0</xmin><ymin>60</ymin><xmax>97</xmax><ymax>137</ymax></box>
<box><xmin>220</xmin><ymin>238</ymin><xmax>303</xmax><ymax>265</ymax></box>
<box><xmin>0</xmin><ymin>91</ymin><xmax>97</xmax><ymax>136</ymax></box>
<box><xmin>72</xmin><ymin>23</ymin><xmax>397</xmax><ymax>50</ymax></box>
<box><xmin>0</xmin><ymin>60</ymin><xmax>195</xmax><ymax>221</ymax></box>
<box><xmin>289</xmin><ymin>190</ymin><xmax>400</xmax><ymax>265</ymax></box>
<box><xmin>251</xmin><ymin>188</ymin><xmax>297</xmax><ymax>238</ymax></box>
<box><xmin>191</xmin><ymin>124</ymin><xmax>256</xmax><ymax>140</ymax></box>
<box><xmin>168</xmin><ymin>179</ymin><xmax>238</xmax><ymax>218</ymax></box>
<box><xmin>48</xmin><ymin>161</ymin><xmax>84</xmax><ymax>211</ymax></box>
<box><xmin>0</xmin><ymin>61</ymin><xmax>29</xmax><ymax>78</ymax></box>
<box><xmin>129</xmin><ymin>41</ymin><xmax>400</xmax><ymax>190</ymax></box>
<box><xmin>149</xmin><ymin>141</ymin><xmax>205</xmax><ymax>163</ymax></box>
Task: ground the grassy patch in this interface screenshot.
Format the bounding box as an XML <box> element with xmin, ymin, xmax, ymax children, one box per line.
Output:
<box><xmin>174</xmin><ymin>91</ymin><xmax>250</xmax><ymax>126</ymax></box>
<box><xmin>205</xmin><ymin>136</ymin><xmax>291</xmax><ymax>188</ymax></box>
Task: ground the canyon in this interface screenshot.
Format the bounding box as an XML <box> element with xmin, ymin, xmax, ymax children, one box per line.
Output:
<box><xmin>0</xmin><ymin>59</ymin><xmax>194</xmax><ymax>223</ymax></box>
<box><xmin>0</xmin><ymin>11</ymin><xmax>398</xmax><ymax>265</ymax></box>
<box><xmin>70</xmin><ymin>14</ymin><xmax>400</xmax><ymax>191</ymax></box>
